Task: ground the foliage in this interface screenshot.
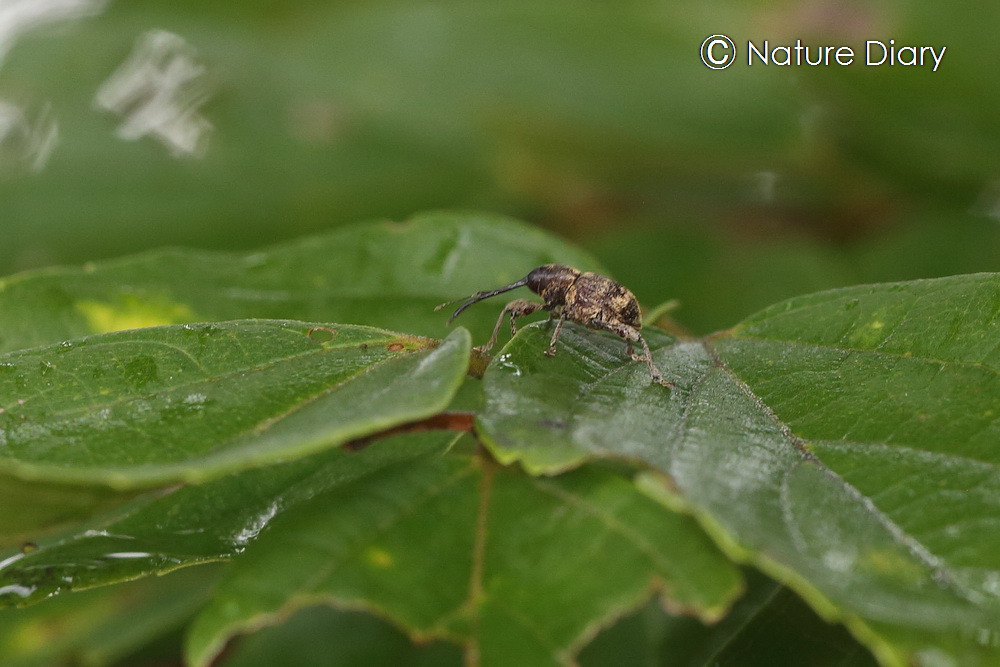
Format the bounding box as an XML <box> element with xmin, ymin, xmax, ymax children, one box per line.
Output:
<box><xmin>0</xmin><ymin>3</ymin><xmax>997</xmax><ymax>665</ymax></box>
<box><xmin>0</xmin><ymin>214</ymin><xmax>995</xmax><ymax>666</ymax></box>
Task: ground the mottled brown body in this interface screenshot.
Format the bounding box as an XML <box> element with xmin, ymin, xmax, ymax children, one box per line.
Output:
<box><xmin>435</xmin><ymin>264</ymin><xmax>671</xmax><ymax>386</ymax></box>
<box><xmin>565</xmin><ymin>273</ymin><xmax>641</xmax><ymax>330</ymax></box>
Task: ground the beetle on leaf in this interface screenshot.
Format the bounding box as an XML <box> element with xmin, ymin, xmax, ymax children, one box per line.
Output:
<box><xmin>436</xmin><ymin>264</ymin><xmax>672</xmax><ymax>387</ymax></box>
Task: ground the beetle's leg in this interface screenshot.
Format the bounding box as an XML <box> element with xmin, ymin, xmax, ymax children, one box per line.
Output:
<box><xmin>595</xmin><ymin>322</ymin><xmax>673</xmax><ymax>387</ymax></box>
<box><xmin>544</xmin><ymin>311</ymin><xmax>568</xmax><ymax>356</ymax></box>
<box><xmin>481</xmin><ymin>299</ymin><xmax>542</xmax><ymax>352</ymax></box>
<box><xmin>507</xmin><ymin>299</ymin><xmax>543</xmax><ymax>337</ymax></box>
<box><xmin>484</xmin><ymin>310</ymin><xmax>506</xmax><ymax>352</ymax></box>
<box><xmin>513</xmin><ymin>301</ymin><xmax>550</xmax><ymax>338</ymax></box>
<box><xmin>634</xmin><ymin>332</ymin><xmax>672</xmax><ymax>386</ymax></box>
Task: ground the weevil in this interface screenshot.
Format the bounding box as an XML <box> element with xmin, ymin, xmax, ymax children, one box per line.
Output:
<box><xmin>435</xmin><ymin>264</ymin><xmax>672</xmax><ymax>386</ymax></box>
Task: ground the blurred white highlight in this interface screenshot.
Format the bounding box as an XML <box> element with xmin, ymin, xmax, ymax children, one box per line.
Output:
<box><xmin>0</xmin><ymin>0</ymin><xmax>107</xmax><ymax>172</ymax></box>
<box><xmin>0</xmin><ymin>0</ymin><xmax>106</xmax><ymax>64</ymax></box>
<box><xmin>972</xmin><ymin>180</ymin><xmax>1000</xmax><ymax>222</ymax></box>
<box><xmin>754</xmin><ymin>170</ymin><xmax>779</xmax><ymax>204</ymax></box>
<box><xmin>95</xmin><ymin>30</ymin><xmax>213</xmax><ymax>157</ymax></box>
<box><xmin>0</xmin><ymin>101</ymin><xmax>58</xmax><ymax>171</ymax></box>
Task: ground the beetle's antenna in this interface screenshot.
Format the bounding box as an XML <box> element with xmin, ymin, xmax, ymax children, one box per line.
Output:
<box><xmin>435</xmin><ymin>278</ymin><xmax>530</xmax><ymax>324</ymax></box>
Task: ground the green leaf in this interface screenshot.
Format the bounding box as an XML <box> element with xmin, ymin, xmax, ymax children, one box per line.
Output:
<box><xmin>578</xmin><ymin>599</ymin><xmax>713</xmax><ymax>667</ymax></box>
<box><xmin>0</xmin><ymin>212</ymin><xmax>603</xmax><ymax>353</ymax></box>
<box><xmin>0</xmin><ymin>564</ymin><xmax>220</xmax><ymax>667</ymax></box>
<box><xmin>0</xmin><ymin>433</ymin><xmax>455</xmax><ymax>607</ymax></box>
<box><xmin>0</xmin><ymin>476</ymin><xmax>145</xmax><ymax>549</ymax></box>
<box><xmin>579</xmin><ymin>571</ymin><xmax>878</xmax><ymax>667</ymax></box>
<box><xmin>185</xmin><ymin>448</ymin><xmax>741</xmax><ymax>667</ymax></box>
<box><xmin>220</xmin><ymin>606</ymin><xmax>462</xmax><ymax>667</ymax></box>
<box><xmin>0</xmin><ymin>320</ymin><xmax>468</xmax><ymax>489</ymax></box>
<box><xmin>477</xmin><ymin>274</ymin><xmax>1000</xmax><ymax>665</ymax></box>
<box><xmin>676</xmin><ymin>569</ymin><xmax>879</xmax><ymax>667</ymax></box>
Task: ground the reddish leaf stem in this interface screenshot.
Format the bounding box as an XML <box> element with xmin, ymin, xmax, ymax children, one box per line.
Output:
<box><xmin>343</xmin><ymin>412</ymin><xmax>475</xmax><ymax>452</ymax></box>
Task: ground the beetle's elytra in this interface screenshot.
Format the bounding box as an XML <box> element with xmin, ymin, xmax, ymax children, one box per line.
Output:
<box><xmin>436</xmin><ymin>264</ymin><xmax>672</xmax><ymax>386</ymax></box>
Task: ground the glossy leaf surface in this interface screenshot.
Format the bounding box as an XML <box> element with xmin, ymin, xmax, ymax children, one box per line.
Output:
<box><xmin>477</xmin><ymin>274</ymin><xmax>1000</xmax><ymax>665</ymax></box>
<box><xmin>186</xmin><ymin>447</ymin><xmax>741</xmax><ymax>667</ymax></box>
<box><xmin>0</xmin><ymin>321</ymin><xmax>467</xmax><ymax>488</ymax></box>
<box><xmin>0</xmin><ymin>433</ymin><xmax>455</xmax><ymax>606</ymax></box>
<box><xmin>0</xmin><ymin>565</ymin><xmax>221</xmax><ymax>667</ymax></box>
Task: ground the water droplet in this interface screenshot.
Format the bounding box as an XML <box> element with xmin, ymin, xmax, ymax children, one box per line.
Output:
<box><xmin>183</xmin><ymin>393</ymin><xmax>209</xmax><ymax>408</ymax></box>
<box><xmin>496</xmin><ymin>353</ymin><xmax>522</xmax><ymax>376</ymax></box>
<box><xmin>103</xmin><ymin>552</ymin><xmax>153</xmax><ymax>560</ymax></box>
<box><xmin>231</xmin><ymin>502</ymin><xmax>280</xmax><ymax>547</ymax></box>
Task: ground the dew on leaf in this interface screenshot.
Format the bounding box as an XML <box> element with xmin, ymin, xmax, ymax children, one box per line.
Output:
<box><xmin>496</xmin><ymin>353</ymin><xmax>521</xmax><ymax>376</ymax></box>
<box><xmin>231</xmin><ymin>502</ymin><xmax>280</xmax><ymax>548</ymax></box>
<box><xmin>183</xmin><ymin>393</ymin><xmax>209</xmax><ymax>407</ymax></box>
<box><xmin>103</xmin><ymin>552</ymin><xmax>154</xmax><ymax>559</ymax></box>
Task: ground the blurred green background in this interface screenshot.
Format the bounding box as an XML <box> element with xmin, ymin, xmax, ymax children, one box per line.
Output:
<box><xmin>2</xmin><ymin>0</ymin><xmax>998</xmax><ymax>334</ymax></box>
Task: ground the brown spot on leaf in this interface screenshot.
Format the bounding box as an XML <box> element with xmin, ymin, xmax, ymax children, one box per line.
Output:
<box><xmin>307</xmin><ymin>327</ymin><xmax>338</xmax><ymax>343</ymax></box>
